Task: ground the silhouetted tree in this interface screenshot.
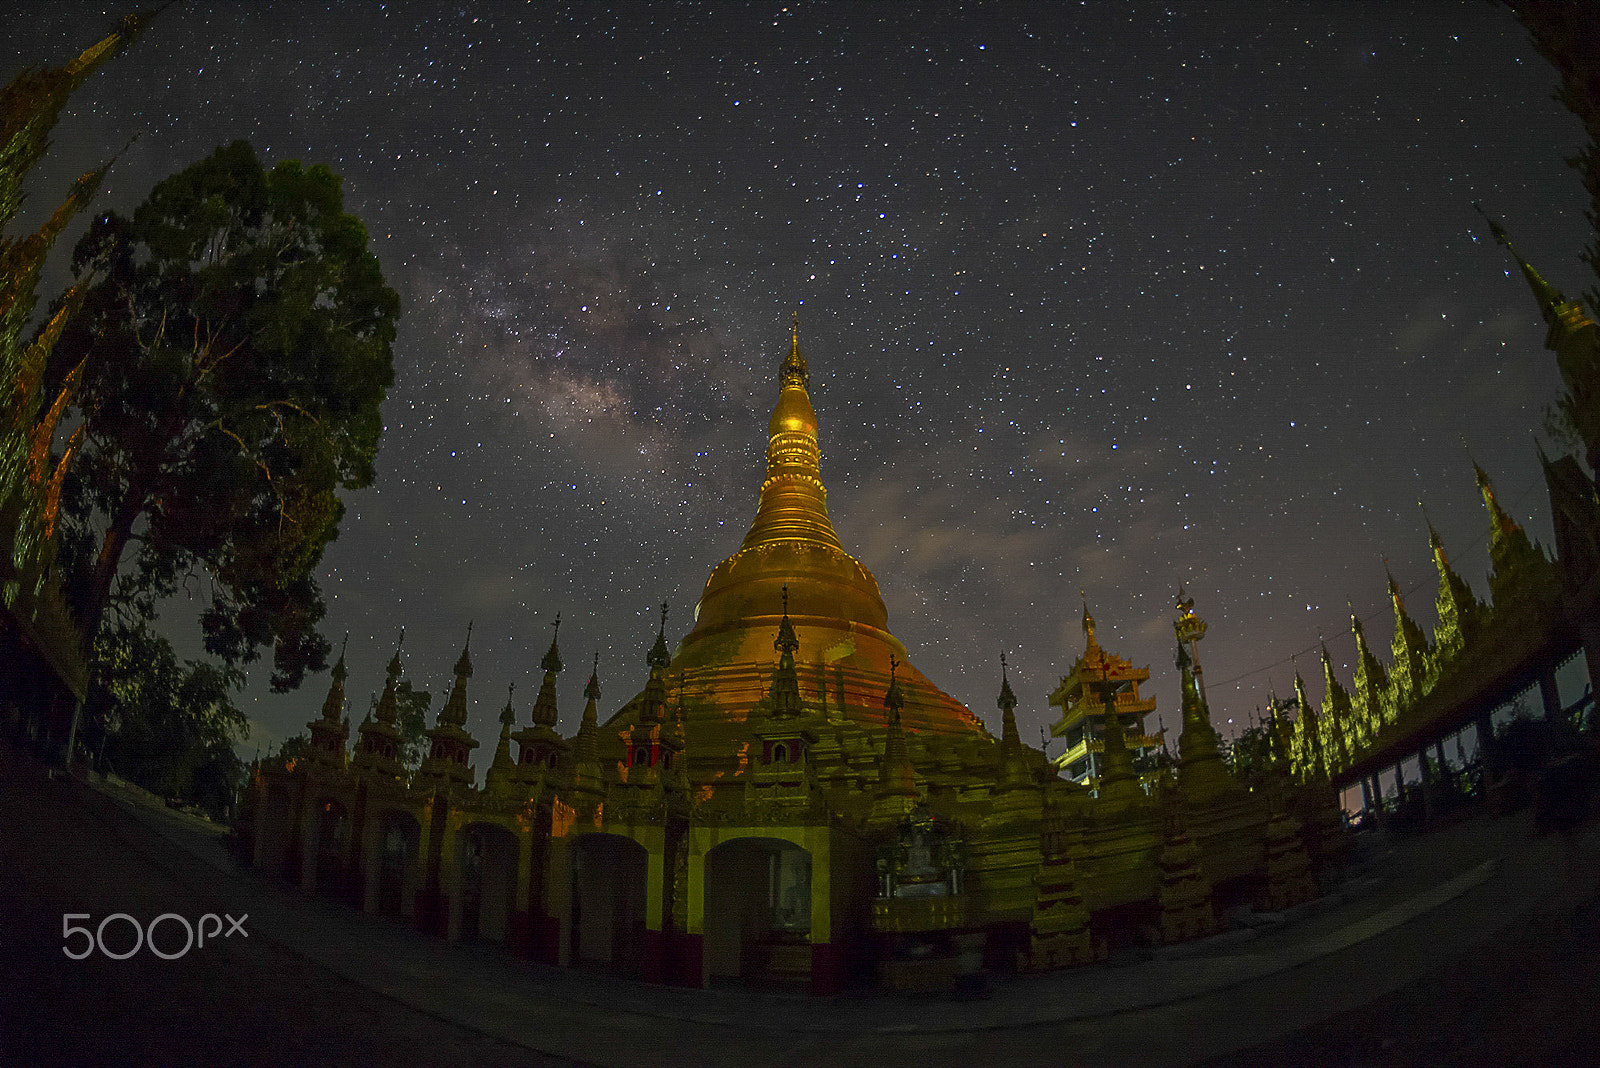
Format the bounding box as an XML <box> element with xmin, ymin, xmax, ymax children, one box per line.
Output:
<box><xmin>90</xmin><ymin>619</ymin><xmax>247</xmax><ymax>817</ymax></box>
<box><xmin>50</xmin><ymin>140</ymin><xmax>400</xmax><ymax>691</ymax></box>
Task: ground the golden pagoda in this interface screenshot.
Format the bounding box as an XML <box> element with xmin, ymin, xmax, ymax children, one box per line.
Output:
<box><xmin>655</xmin><ymin>312</ymin><xmax>985</xmax><ymax>751</ymax></box>
<box><xmin>250</xmin><ymin>314</ymin><xmax>1342</xmax><ymax>996</ymax></box>
<box><xmin>1047</xmin><ymin>598</ymin><xmax>1160</xmax><ymax>787</ymax></box>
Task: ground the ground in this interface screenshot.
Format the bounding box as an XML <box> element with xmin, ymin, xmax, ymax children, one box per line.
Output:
<box><xmin>2</xmin><ymin>740</ymin><xmax>1595</xmax><ymax>1066</ymax></box>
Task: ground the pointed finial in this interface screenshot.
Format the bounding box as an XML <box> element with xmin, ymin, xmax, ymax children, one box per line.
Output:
<box><xmin>500</xmin><ymin>682</ymin><xmax>517</xmax><ymax>727</ymax></box>
<box><xmin>648</xmin><ymin>602</ymin><xmax>672</xmax><ymax>670</ymax></box>
<box><xmin>1473</xmin><ymin>203</ymin><xmax>1572</xmax><ymax>320</ymax></box>
<box><xmin>331</xmin><ymin>631</ymin><xmax>350</xmax><ymax>684</ymax></box>
<box><xmin>386</xmin><ymin>628</ymin><xmax>405</xmax><ymax>677</ymax></box>
<box><xmin>585</xmin><ymin>652</ymin><xmax>602</xmax><ymax>701</ymax></box>
<box><xmin>884</xmin><ymin>655</ymin><xmax>904</xmax><ymax>715</ymax></box>
<box><xmin>775</xmin><ymin>585</ymin><xmax>800</xmax><ymax>658</ymax></box>
<box><xmin>541</xmin><ymin>614</ymin><xmax>564</xmax><ymax>674</ymax></box>
<box><xmin>1473</xmin><ymin>201</ymin><xmax>1511</xmax><ymax>249</ymax></box>
<box><xmin>781</xmin><ymin>311</ymin><xmax>809</xmax><ymax>387</ymax></box>
<box><xmin>997</xmin><ymin>652</ymin><xmax>1016</xmax><ymax>709</ymax></box>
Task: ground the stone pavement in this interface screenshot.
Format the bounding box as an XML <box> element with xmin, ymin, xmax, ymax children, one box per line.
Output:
<box><xmin>3</xmin><ymin>744</ymin><xmax>1594</xmax><ymax>1066</ymax></box>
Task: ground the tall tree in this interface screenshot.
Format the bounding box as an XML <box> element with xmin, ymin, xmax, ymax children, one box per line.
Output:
<box><xmin>51</xmin><ymin>140</ymin><xmax>400</xmax><ymax>690</ymax></box>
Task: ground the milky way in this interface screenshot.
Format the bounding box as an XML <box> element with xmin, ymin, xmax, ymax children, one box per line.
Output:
<box><xmin>4</xmin><ymin>1</ymin><xmax>1590</xmax><ymax>757</ymax></box>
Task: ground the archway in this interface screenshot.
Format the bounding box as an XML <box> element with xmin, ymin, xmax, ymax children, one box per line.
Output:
<box><xmin>376</xmin><ymin>810</ymin><xmax>422</xmax><ymax>918</ymax></box>
<box><xmin>457</xmin><ymin>822</ymin><xmax>520</xmax><ymax>943</ymax></box>
<box><xmin>570</xmin><ymin>833</ymin><xmax>649</xmax><ymax>975</ymax></box>
<box><xmin>704</xmin><ymin>837</ymin><xmax>812</xmax><ymax>983</ymax></box>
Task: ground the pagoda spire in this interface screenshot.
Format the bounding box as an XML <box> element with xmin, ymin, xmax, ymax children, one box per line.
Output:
<box><xmin>1079</xmin><ymin>592</ymin><xmax>1102</xmax><ymax>659</ymax></box>
<box><xmin>439</xmin><ymin>623</ymin><xmax>473</xmax><ymax>727</ymax></box>
<box><xmin>1475</xmin><ymin>205</ymin><xmax>1576</xmax><ymax>328</ymax></box>
<box><xmin>876</xmin><ymin>657</ymin><xmax>918</xmax><ymax>800</ymax></box>
<box><xmin>782</xmin><ymin>308</ymin><xmax>808</xmax><ymax>387</ymax></box>
<box><xmin>996</xmin><ymin>652</ymin><xmax>1029</xmax><ymax>789</ymax></box>
<box><xmin>768</xmin><ymin>585</ymin><xmax>803</xmax><ymax>717</ymax></box>
<box><xmin>374</xmin><ymin>630</ymin><xmax>405</xmax><ymax>725</ymax></box>
<box><xmin>489</xmin><ymin>683</ymin><xmax>517</xmax><ymax>777</ymax></box>
<box><xmin>641</xmin><ymin>602</ymin><xmax>671</xmax><ymax>724</ymax></box>
<box><xmin>1477</xmin><ymin>207</ymin><xmax>1600</xmax><ymax>473</ymax></box>
<box><xmin>1386</xmin><ymin>564</ymin><xmax>1432</xmax><ymax>710</ymax></box>
<box><xmin>1291</xmin><ymin>664</ymin><xmax>1326</xmax><ymax>782</ymax></box>
<box><xmin>415</xmin><ymin>625</ymin><xmax>479</xmax><ymax>789</ymax></box>
<box><xmin>1174</xmin><ymin>637</ymin><xmax>1229</xmax><ymax>800</ymax></box>
<box><xmin>305</xmin><ymin>632</ymin><xmax>351</xmax><ymax>764</ymax></box>
<box><xmin>0</xmin><ymin>9</ymin><xmax>156</xmax><ymax>230</ymax></box>
<box><xmin>737</xmin><ymin>313</ymin><xmax>845</xmax><ymax>552</ymax></box>
<box><xmin>1427</xmin><ymin>517</ymin><xmax>1483</xmax><ymax>664</ymax></box>
<box><xmin>1472</xmin><ymin>461</ymin><xmax>1550</xmax><ymax>608</ymax></box>
<box><xmin>572</xmin><ymin>653</ymin><xmax>602</xmax><ymax>770</ymax></box>
<box><xmin>531</xmin><ymin>615</ymin><xmax>563</xmax><ymax>728</ymax></box>
<box><xmin>1349</xmin><ymin>605</ymin><xmax>1390</xmax><ymax>745</ymax></box>
<box><xmin>353</xmin><ymin>630</ymin><xmax>408</xmax><ymax>780</ymax></box>
<box><xmin>318</xmin><ymin>633</ymin><xmax>350</xmax><ymax>724</ymax></box>
<box><xmin>1318</xmin><ymin>640</ymin><xmax>1355</xmax><ymax>773</ymax></box>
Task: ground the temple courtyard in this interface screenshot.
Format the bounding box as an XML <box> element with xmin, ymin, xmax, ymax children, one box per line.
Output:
<box><xmin>2</xmin><ymin>740</ymin><xmax>1595</xmax><ymax>1067</ymax></box>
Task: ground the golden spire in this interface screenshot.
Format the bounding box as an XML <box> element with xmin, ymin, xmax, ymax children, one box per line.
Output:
<box><xmin>1080</xmin><ymin>592</ymin><xmax>1099</xmax><ymax>656</ymax></box>
<box><xmin>373</xmin><ymin>630</ymin><xmax>404</xmax><ymax>725</ymax></box>
<box><xmin>738</xmin><ymin>314</ymin><xmax>843</xmax><ymax>552</ymax></box>
<box><xmin>782</xmin><ymin>308</ymin><xmax>807</xmax><ymax>387</ymax></box>
<box><xmin>877</xmin><ymin>656</ymin><xmax>917</xmax><ymax>799</ymax></box>
<box><xmin>439</xmin><ymin>624</ymin><xmax>473</xmax><ymax>728</ymax></box>
<box><xmin>531</xmin><ymin>615</ymin><xmax>563</xmax><ymax>728</ymax></box>
<box><xmin>318</xmin><ymin>633</ymin><xmax>349</xmax><ymax>724</ymax></box>
<box><xmin>1475</xmin><ymin>204</ymin><xmax>1587</xmax><ymax>331</ymax></box>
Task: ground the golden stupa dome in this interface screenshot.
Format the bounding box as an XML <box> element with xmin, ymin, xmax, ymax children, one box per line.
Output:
<box><xmin>659</xmin><ymin>313</ymin><xmax>984</xmax><ymax>741</ymax></box>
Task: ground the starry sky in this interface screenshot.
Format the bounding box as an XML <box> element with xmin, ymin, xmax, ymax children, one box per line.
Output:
<box><xmin>5</xmin><ymin>1</ymin><xmax>1592</xmax><ymax>759</ymax></box>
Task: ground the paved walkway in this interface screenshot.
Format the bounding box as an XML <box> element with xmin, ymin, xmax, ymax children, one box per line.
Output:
<box><xmin>2</xmin><ymin>745</ymin><xmax>1595</xmax><ymax>1066</ymax></box>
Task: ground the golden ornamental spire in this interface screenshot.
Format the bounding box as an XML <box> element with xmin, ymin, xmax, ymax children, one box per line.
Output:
<box><xmin>782</xmin><ymin>308</ymin><xmax>807</xmax><ymax>387</ymax></box>
<box><xmin>737</xmin><ymin>314</ymin><xmax>843</xmax><ymax>552</ymax></box>
<box><xmin>1475</xmin><ymin>204</ymin><xmax>1590</xmax><ymax>332</ymax></box>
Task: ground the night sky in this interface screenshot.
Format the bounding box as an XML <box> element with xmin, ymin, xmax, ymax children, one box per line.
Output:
<box><xmin>4</xmin><ymin>2</ymin><xmax>1590</xmax><ymax>760</ymax></box>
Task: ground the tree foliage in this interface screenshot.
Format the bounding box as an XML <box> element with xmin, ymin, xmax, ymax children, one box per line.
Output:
<box><xmin>382</xmin><ymin>678</ymin><xmax>431</xmax><ymax>769</ymax></box>
<box><xmin>84</xmin><ymin>620</ymin><xmax>248</xmax><ymax>817</ymax></box>
<box><xmin>50</xmin><ymin>140</ymin><xmax>399</xmax><ymax>690</ymax></box>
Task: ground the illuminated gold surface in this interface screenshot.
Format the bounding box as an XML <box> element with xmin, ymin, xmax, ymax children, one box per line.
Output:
<box><xmin>668</xmin><ymin>318</ymin><xmax>983</xmax><ymax>739</ymax></box>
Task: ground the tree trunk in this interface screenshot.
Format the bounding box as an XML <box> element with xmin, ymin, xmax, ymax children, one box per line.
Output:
<box><xmin>78</xmin><ymin>486</ymin><xmax>149</xmax><ymax>640</ymax></box>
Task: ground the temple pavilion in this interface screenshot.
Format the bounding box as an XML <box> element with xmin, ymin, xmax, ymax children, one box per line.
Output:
<box><xmin>1048</xmin><ymin>601</ymin><xmax>1162</xmax><ymax>787</ymax></box>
